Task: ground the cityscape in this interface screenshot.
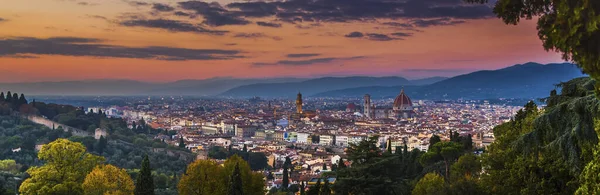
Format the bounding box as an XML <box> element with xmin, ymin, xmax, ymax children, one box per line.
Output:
<box><xmin>1</xmin><ymin>0</ymin><xmax>600</xmax><ymax>195</ymax></box>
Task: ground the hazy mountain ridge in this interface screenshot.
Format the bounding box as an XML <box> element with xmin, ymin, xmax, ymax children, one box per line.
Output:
<box><xmin>313</xmin><ymin>62</ymin><xmax>585</xmax><ymax>99</ymax></box>
<box><xmin>219</xmin><ymin>76</ymin><xmax>417</xmax><ymax>97</ymax></box>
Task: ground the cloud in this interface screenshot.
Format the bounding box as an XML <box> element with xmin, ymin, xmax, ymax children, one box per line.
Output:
<box><xmin>366</xmin><ymin>33</ymin><xmax>395</xmax><ymax>41</ymax></box>
<box><xmin>253</xmin><ymin>56</ymin><xmax>363</xmax><ymax>66</ymax></box>
<box><xmin>178</xmin><ymin>1</ymin><xmax>250</xmax><ymax>26</ymax></box>
<box><xmin>216</xmin><ymin>0</ymin><xmax>494</xmax><ymax>23</ymax></box>
<box><xmin>0</xmin><ymin>18</ymin><xmax>5</xmax><ymax>22</ymax></box>
<box><xmin>77</xmin><ymin>2</ymin><xmax>98</xmax><ymax>6</ymax></box>
<box><xmin>120</xmin><ymin>19</ymin><xmax>227</xmax><ymax>35</ymax></box>
<box><xmin>0</xmin><ymin>37</ymin><xmax>243</xmax><ymax>61</ymax></box>
<box><xmin>124</xmin><ymin>0</ymin><xmax>149</xmax><ymax>7</ymax></box>
<box><xmin>86</xmin><ymin>15</ymin><xmax>108</xmax><ymax>21</ymax></box>
<box><xmin>152</xmin><ymin>3</ymin><xmax>175</xmax><ymax>12</ymax></box>
<box><xmin>412</xmin><ymin>17</ymin><xmax>465</xmax><ymax>27</ymax></box>
<box><xmin>233</xmin><ymin>33</ymin><xmax>282</xmax><ymax>40</ymax></box>
<box><xmin>256</xmin><ymin>21</ymin><xmax>282</xmax><ymax>28</ymax></box>
<box><xmin>287</xmin><ymin>53</ymin><xmax>321</xmax><ymax>58</ymax></box>
<box><xmin>174</xmin><ymin>11</ymin><xmax>192</xmax><ymax>17</ymax></box>
<box><xmin>391</xmin><ymin>32</ymin><xmax>413</xmax><ymax>37</ymax></box>
<box><xmin>345</xmin><ymin>32</ymin><xmax>364</xmax><ymax>38</ymax></box>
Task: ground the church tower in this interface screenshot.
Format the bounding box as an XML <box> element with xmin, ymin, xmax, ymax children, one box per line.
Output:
<box><xmin>296</xmin><ymin>92</ymin><xmax>303</xmax><ymax>114</ymax></box>
<box><xmin>364</xmin><ymin>94</ymin><xmax>371</xmax><ymax>118</ymax></box>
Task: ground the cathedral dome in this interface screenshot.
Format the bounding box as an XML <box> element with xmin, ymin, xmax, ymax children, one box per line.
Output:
<box><xmin>393</xmin><ymin>89</ymin><xmax>412</xmax><ymax>110</ymax></box>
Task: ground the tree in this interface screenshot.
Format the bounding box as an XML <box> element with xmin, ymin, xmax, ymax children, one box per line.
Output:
<box><xmin>95</xmin><ymin>135</ymin><xmax>107</xmax><ymax>154</ymax></box>
<box><xmin>5</xmin><ymin>92</ymin><xmax>12</xmax><ymax>104</ymax></box>
<box><xmin>83</xmin><ymin>164</ymin><xmax>135</xmax><ymax>195</ymax></box>
<box><xmin>228</xmin><ymin>163</ymin><xmax>244</xmax><ymax>195</ymax></box>
<box><xmin>412</xmin><ymin>173</ymin><xmax>447</xmax><ymax>195</ymax></box>
<box><xmin>428</xmin><ymin>135</ymin><xmax>441</xmax><ymax>151</ymax></box>
<box><xmin>178</xmin><ymin>160</ymin><xmax>225</xmax><ymax>195</ymax></box>
<box><xmin>179</xmin><ymin>137</ymin><xmax>186</xmax><ymax>148</ymax></box>
<box><xmin>322</xmin><ymin>163</ymin><xmax>327</xmax><ymax>171</ymax></box>
<box><xmin>18</xmin><ymin>94</ymin><xmax>27</xmax><ymax>106</ymax></box>
<box><xmin>306</xmin><ymin>178</ymin><xmax>321</xmax><ymax>195</ymax></box>
<box><xmin>223</xmin><ymin>155</ymin><xmax>264</xmax><ymax>195</ymax></box>
<box><xmin>467</xmin><ymin>0</ymin><xmax>600</xmax><ymax>95</ymax></box>
<box><xmin>0</xmin><ymin>159</ymin><xmax>20</xmax><ymax>173</ymax></box>
<box><xmin>19</xmin><ymin>139</ymin><xmax>105</xmax><ymax>195</ymax></box>
<box><xmin>338</xmin><ymin>159</ymin><xmax>346</xmax><ymax>169</ymax></box>
<box><xmin>576</xmin><ymin>143</ymin><xmax>600</xmax><ymax>195</ymax></box>
<box><xmin>267</xmin><ymin>172</ymin><xmax>274</xmax><ymax>181</ymax></box>
<box><xmin>321</xmin><ymin>179</ymin><xmax>331</xmax><ymax>195</ymax></box>
<box><xmin>282</xmin><ymin>157</ymin><xmax>291</xmax><ymax>188</ymax></box>
<box><xmin>420</xmin><ymin>141</ymin><xmax>463</xmax><ymax>178</ymax></box>
<box><xmin>248</xmin><ymin>152</ymin><xmax>269</xmax><ymax>171</ymax></box>
<box><xmin>135</xmin><ymin>155</ymin><xmax>155</xmax><ymax>195</ymax></box>
<box><xmin>0</xmin><ymin>92</ymin><xmax>4</xmax><ymax>102</ymax></box>
<box><xmin>300</xmin><ymin>182</ymin><xmax>306</xmax><ymax>195</ymax></box>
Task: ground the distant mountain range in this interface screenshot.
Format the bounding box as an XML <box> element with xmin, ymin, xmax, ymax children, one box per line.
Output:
<box><xmin>313</xmin><ymin>62</ymin><xmax>585</xmax><ymax>99</ymax></box>
<box><xmin>0</xmin><ymin>76</ymin><xmax>444</xmax><ymax>97</ymax></box>
<box><xmin>219</xmin><ymin>76</ymin><xmax>443</xmax><ymax>97</ymax></box>
<box><xmin>0</xmin><ymin>62</ymin><xmax>584</xmax><ymax>100</ymax></box>
<box><xmin>0</xmin><ymin>78</ymin><xmax>307</xmax><ymax>96</ymax></box>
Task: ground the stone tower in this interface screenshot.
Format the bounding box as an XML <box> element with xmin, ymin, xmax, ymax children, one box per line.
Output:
<box><xmin>364</xmin><ymin>94</ymin><xmax>371</xmax><ymax>118</ymax></box>
<box><xmin>296</xmin><ymin>92</ymin><xmax>303</xmax><ymax>114</ymax></box>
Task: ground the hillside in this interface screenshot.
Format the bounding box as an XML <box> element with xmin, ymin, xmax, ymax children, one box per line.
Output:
<box><xmin>314</xmin><ymin>62</ymin><xmax>585</xmax><ymax>99</ymax></box>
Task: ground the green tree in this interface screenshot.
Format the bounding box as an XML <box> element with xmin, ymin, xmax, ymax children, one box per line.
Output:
<box><xmin>322</xmin><ymin>163</ymin><xmax>327</xmax><ymax>171</ymax></box>
<box><xmin>428</xmin><ymin>135</ymin><xmax>441</xmax><ymax>151</ymax></box>
<box><xmin>83</xmin><ymin>164</ymin><xmax>135</xmax><ymax>195</ymax></box>
<box><xmin>412</xmin><ymin>173</ymin><xmax>447</xmax><ymax>195</ymax></box>
<box><xmin>386</xmin><ymin>139</ymin><xmax>392</xmax><ymax>154</ymax></box>
<box><xmin>178</xmin><ymin>159</ymin><xmax>225</xmax><ymax>195</ymax></box>
<box><xmin>0</xmin><ymin>92</ymin><xmax>4</xmax><ymax>102</ymax></box>
<box><xmin>228</xmin><ymin>163</ymin><xmax>244</xmax><ymax>195</ymax></box>
<box><xmin>179</xmin><ymin>137</ymin><xmax>186</xmax><ymax>148</ymax></box>
<box><xmin>95</xmin><ymin>135</ymin><xmax>107</xmax><ymax>154</ymax></box>
<box><xmin>5</xmin><ymin>92</ymin><xmax>11</xmax><ymax>104</ymax></box>
<box><xmin>19</xmin><ymin>139</ymin><xmax>105</xmax><ymax>195</ymax></box>
<box><xmin>222</xmin><ymin>155</ymin><xmax>264</xmax><ymax>195</ymax></box>
<box><xmin>282</xmin><ymin>156</ymin><xmax>291</xmax><ymax>188</ymax></box>
<box><xmin>306</xmin><ymin>178</ymin><xmax>321</xmax><ymax>195</ymax></box>
<box><xmin>135</xmin><ymin>155</ymin><xmax>155</xmax><ymax>195</ymax></box>
<box><xmin>420</xmin><ymin>141</ymin><xmax>463</xmax><ymax>178</ymax></box>
<box><xmin>321</xmin><ymin>179</ymin><xmax>331</xmax><ymax>195</ymax></box>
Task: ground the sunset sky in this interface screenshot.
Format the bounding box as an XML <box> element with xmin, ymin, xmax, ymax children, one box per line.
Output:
<box><xmin>0</xmin><ymin>0</ymin><xmax>565</xmax><ymax>83</ymax></box>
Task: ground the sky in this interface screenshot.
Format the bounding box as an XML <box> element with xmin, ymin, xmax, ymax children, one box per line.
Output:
<box><xmin>0</xmin><ymin>0</ymin><xmax>565</xmax><ymax>83</ymax></box>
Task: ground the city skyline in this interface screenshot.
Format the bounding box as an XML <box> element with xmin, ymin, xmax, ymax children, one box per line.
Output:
<box><xmin>0</xmin><ymin>0</ymin><xmax>565</xmax><ymax>82</ymax></box>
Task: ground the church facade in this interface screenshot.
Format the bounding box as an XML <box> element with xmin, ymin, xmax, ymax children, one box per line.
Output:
<box><xmin>363</xmin><ymin>89</ymin><xmax>414</xmax><ymax>119</ymax></box>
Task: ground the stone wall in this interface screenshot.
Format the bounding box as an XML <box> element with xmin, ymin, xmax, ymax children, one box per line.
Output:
<box><xmin>27</xmin><ymin>115</ymin><xmax>91</xmax><ymax>137</ymax></box>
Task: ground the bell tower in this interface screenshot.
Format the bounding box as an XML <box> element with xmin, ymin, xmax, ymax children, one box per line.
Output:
<box><xmin>296</xmin><ymin>92</ymin><xmax>303</xmax><ymax>114</ymax></box>
<box><xmin>364</xmin><ymin>94</ymin><xmax>371</xmax><ymax>118</ymax></box>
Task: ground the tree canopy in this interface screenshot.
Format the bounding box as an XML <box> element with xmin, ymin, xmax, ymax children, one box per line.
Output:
<box><xmin>19</xmin><ymin>139</ymin><xmax>105</xmax><ymax>195</ymax></box>
<box><xmin>82</xmin><ymin>164</ymin><xmax>135</xmax><ymax>195</ymax></box>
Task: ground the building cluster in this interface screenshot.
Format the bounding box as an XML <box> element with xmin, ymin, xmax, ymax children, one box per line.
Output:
<box><xmin>92</xmin><ymin>90</ymin><xmax>519</xmax><ymax>188</ymax></box>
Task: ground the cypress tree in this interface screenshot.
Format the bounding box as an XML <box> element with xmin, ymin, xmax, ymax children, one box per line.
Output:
<box><xmin>322</xmin><ymin>163</ymin><xmax>327</xmax><ymax>171</ymax></box>
<box><xmin>307</xmin><ymin>178</ymin><xmax>321</xmax><ymax>195</ymax></box>
<box><xmin>338</xmin><ymin>159</ymin><xmax>346</xmax><ymax>169</ymax></box>
<box><xmin>19</xmin><ymin>93</ymin><xmax>27</xmax><ymax>106</ymax></box>
<box><xmin>96</xmin><ymin>135</ymin><xmax>107</xmax><ymax>154</ymax></box>
<box><xmin>11</xmin><ymin>93</ymin><xmax>18</xmax><ymax>105</ymax></box>
<box><xmin>321</xmin><ymin>179</ymin><xmax>331</xmax><ymax>195</ymax></box>
<box><xmin>179</xmin><ymin>137</ymin><xmax>186</xmax><ymax>148</ymax></box>
<box><xmin>282</xmin><ymin>156</ymin><xmax>291</xmax><ymax>188</ymax></box>
<box><xmin>228</xmin><ymin>163</ymin><xmax>244</xmax><ymax>195</ymax></box>
<box><xmin>0</xmin><ymin>92</ymin><xmax>4</xmax><ymax>102</ymax></box>
<box><xmin>300</xmin><ymin>182</ymin><xmax>306</xmax><ymax>195</ymax></box>
<box><xmin>242</xmin><ymin>144</ymin><xmax>247</xmax><ymax>153</ymax></box>
<box><xmin>5</xmin><ymin>91</ymin><xmax>12</xmax><ymax>103</ymax></box>
<box><xmin>135</xmin><ymin>155</ymin><xmax>155</xmax><ymax>195</ymax></box>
